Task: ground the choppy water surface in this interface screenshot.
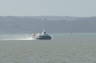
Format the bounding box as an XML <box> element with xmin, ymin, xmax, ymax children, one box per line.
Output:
<box><xmin>0</xmin><ymin>33</ymin><xmax>96</xmax><ymax>63</ymax></box>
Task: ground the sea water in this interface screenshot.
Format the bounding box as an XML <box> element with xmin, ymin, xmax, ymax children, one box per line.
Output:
<box><xmin>0</xmin><ymin>33</ymin><xmax>96</xmax><ymax>63</ymax></box>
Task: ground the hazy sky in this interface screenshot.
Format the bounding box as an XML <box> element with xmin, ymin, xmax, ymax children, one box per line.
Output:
<box><xmin>0</xmin><ymin>0</ymin><xmax>96</xmax><ymax>17</ymax></box>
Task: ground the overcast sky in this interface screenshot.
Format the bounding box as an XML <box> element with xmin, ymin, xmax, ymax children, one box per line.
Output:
<box><xmin>0</xmin><ymin>0</ymin><xmax>96</xmax><ymax>17</ymax></box>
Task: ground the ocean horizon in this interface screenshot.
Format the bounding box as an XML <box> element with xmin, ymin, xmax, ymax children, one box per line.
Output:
<box><xmin>0</xmin><ymin>33</ymin><xmax>96</xmax><ymax>40</ymax></box>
